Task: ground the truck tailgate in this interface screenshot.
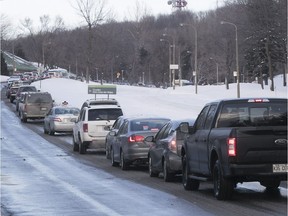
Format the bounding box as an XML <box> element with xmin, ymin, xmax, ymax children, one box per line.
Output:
<box><xmin>235</xmin><ymin>126</ymin><xmax>287</xmax><ymax>163</ymax></box>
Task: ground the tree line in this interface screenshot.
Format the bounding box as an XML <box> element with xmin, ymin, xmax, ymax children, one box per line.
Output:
<box><xmin>1</xmin><ymin>0</ymin><xmax>287</xmax><ymax>89</ymax></box>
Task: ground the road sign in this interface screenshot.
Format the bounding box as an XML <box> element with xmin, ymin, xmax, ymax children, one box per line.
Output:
<box><xmin>88</xmin><ymin>85</ymin><xmax>117</xmax><ymax>94</ymax></box>
<box><xmin>170</xmin><ymin>64</ymin><xmax>179</xmax><ymax>70</ymax></box>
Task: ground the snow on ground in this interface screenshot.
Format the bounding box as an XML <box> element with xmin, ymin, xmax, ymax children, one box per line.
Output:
<box><xmin>1</xmin><ymin>74</ymin><xmax>287</xmax><ymax>120</ymax></box>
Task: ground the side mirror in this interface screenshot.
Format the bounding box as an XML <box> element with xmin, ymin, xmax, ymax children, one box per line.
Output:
<box><xmin>109</xmin><ymin>131</ymin><xmax>116</xmax><ymax>136</ymax></box>
<box><xmin>144</xmin><ymin>135</ymin><xmax>154</xmax><ymax>142</ymax></box>
<box><xmin>104</xmin><ymin>125</ymin><xmax>111</xmax><ymax>131</ymax></box>
<box><xmin>179</xmin><ymin>122</ymin><xmax>189</xmax><ymax>134</ymax></box>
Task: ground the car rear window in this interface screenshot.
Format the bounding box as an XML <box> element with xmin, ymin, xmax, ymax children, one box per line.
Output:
<box><xmin>27</xmin><ymin>94</ymin><xmax>52</xmax><ymax>103</ymax></box>
<box><xmin>130</xmin><ymin>119</ymin><xmax>168</xmax><ymax>132</ymax></box>
<box><xmin>88</xmin><ymin>108</ymin><xmax>123</xmax><ymax>121</ymax></box>
<box><xmin>217</xmin><ymin>101</ymin><xmax>287</xmax><ymax>127</ymax></box>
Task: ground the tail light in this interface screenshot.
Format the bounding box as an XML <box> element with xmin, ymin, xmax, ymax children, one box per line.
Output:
<box><xmin>128</xmin><ymin>135</ymin><xmax>144</xmax><ymax>143</ymax></box>
<box><xmin>227</xmin><ymin>138</ymin><xmax>236</xmax><ymax>156</ymax></box>
<box><xmin>83</xmin><ymin>123</ymin><xmax>88</xmax><ymax>132</ymax></box>
<box><xmin>53</xmin><ymin>117</ymin><xmax>62</xmax><ymax>122</ymax></box>
<box><xmin>168</xmin><ymin>135</ymin><xmax>177</xmax><ymax>153</ymax></box>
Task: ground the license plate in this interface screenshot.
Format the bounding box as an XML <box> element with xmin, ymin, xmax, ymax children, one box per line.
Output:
<box><xmin>273</xmin><ymin>164</ymin><xmax>288</xmax><ymax>173</ymax></box>
<box><xmin>41</xmin><ymin>107</ymin><xmax>47</xmax><ymax>111</ymax></box>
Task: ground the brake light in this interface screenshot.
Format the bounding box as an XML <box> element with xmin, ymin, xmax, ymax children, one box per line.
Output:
<box><xmin>227</xmin><ymin>138</ymin><xmax>236</xmax><ymax>156</ymax></box>
<box><xmin>128</xmin><ymin>135</ymin><xmax>144</xmax><ymax>143</ymax></box>
<box><xmin>248</xmin><ymin>98</ymin><xmax>269</xmax><ymax>103</ymax></box>
<box><xmin>83</xmin><ymin>123</ymin><xmax>88</xmax><ymax>132</ymax></box>
<box><xmin>53</xmin><ymin>117</ymin><xmax>62</xmax><ymax>122</ymax></box>
<box><xmin>168</xmin><ymin>139</ymin><xmax>177</xmax><ymax>153</ymax></box>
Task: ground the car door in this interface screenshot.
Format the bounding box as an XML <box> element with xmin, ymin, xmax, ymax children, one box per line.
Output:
<box><xmin>151</xmin><ymin>123</ymin><xmax>171</xmax><ymax>171</ymax></box>
<box><xmin>197</xmin><ymin>104</ymin><xmax>217</xmax><ymax>174</ymax></box>
<box><xmin>74</xmin><ymin>109</ymin><xmax>86</xmax><ymax>143</ymax></box>
<box><xmin>114</xmin><ymin>120</ymin><xmax>129</xmax><ymax>162</ymax></box>
<box><xmin>186</xmin><ymin>105</ymin><xmax>210</xmax><ymax>173</ymax></box>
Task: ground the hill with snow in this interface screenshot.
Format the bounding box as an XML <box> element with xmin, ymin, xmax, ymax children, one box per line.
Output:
<box><xmin>1</xmin><ymin>75</ymin><xmax>287</xmax><ymax>119</ymax></box>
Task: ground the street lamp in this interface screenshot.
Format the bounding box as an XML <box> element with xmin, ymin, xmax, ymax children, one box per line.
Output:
<box><xmin>180</xmin><ymin>23</ymin><xmax>198</xmax><ymax>94</ymax></box>
<box><xmin>209</xmin><ymin>58</ymin><xmax>219</xmax><ymax>85</ymax></box>
<box><xmin>160</xmin><ymin>38</ymin><xmax>171</xmax><ymax>87</ymax></box>
<box><xmin>162</xmin><ymin>33</ymin><xmax>176</xmax><ymax>88</ymax></box>
<box><xmin>221</xmin><ymin>21</ymin><xmax>240</xmax><ymax>98</ymax></box>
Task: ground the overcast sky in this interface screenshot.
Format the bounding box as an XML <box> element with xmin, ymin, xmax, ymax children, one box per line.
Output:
<box><xmin>1</xmin><ymin>0</ymin><xmax>223</xmax><ymax>28</ymax></box>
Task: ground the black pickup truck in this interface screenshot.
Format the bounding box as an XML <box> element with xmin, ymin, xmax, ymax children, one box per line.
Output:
<box><xmin>180</xmin><ymin>98</ymin><xmax>287</xmax><ymax>200</ymax></box>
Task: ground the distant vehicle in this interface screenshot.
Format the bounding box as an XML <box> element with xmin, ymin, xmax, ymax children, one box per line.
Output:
<box><xmin>105</xmin><ymin>115</ymin><xmax>128</xmax><ymax>159</ymax></box>
<box><xmin>43</xmin><ymin>106</ymin><xmax>80</xmax><ymax>135</ymax></box>
<box><xmin>7</xmin><ymin>75</ymin><xmax>21</xmax><ymax>85</ymax></box>
<box><xmin>18</xmin><ymin>92</ymin><xmax>53</xmax><ymax>123</ymax></box>
<box><xmin>81</xmin><ymin>98</ymin><xmax>120</xmax><ymax>110</ymax></box>
<box><xmin>146</xmin><ymin>119</ymin><xmax>195</xmax><ymax>182</ymax></box>
<box><xmin>72</xmin><ymin>104</ymin><xmax>123</xmax><ymax>154</ymax></box>
<box><xmin>8</xmin><ymin>86</ymin><xmax>20</xmax><ymax>103</ymax></box>
<box><xmin>110</xmin><ymin>117</ymin><xmax>170</xmax><ymax>170</ymax></box>
<box><xmin>180</xmin><ymin>98</ymin><xmax>288</xmax><ymax>200</ymax></box>
<box><xmin>15</xmin><ymin>85</ymin><xmax>38</xmax><ymax>111</ymax></box>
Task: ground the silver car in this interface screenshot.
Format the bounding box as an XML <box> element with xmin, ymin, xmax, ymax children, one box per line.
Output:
<box><xmin>110</xmin><ymin>117</ymin><xmax>170</xmax><ymax>170</ymax></box>
<box><xmin>44</xmin><ymin>106</ymin><xmax>80</xmax><ymax>135</ymax></box>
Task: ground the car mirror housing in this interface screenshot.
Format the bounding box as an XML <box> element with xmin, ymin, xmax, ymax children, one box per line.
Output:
<box><xmin>179</xmin><ymin>122</ymin><xmax>189</xmax><ymax>134</ymax></box>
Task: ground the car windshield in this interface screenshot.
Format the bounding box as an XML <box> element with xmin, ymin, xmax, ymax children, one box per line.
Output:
<box><xmin>217</xmin><ymin>102</ymin><xmax>287</xmax><ymax>127</ymax></box>
<box><xmin>130</xmin><ymin>119</ymin><xmax>168</xmax><ymax>132</ymax></box>
<box><xmin>88</xmin><ymin>108</ymin><xmax>123</xmax><ymax>121</ymax></box>
<box><xmin>27</xmin><ymin>94</ymin><xmax>52</xmax><ymax>103</ymax></box>
<box><xmin>55</xmin><ymin>108</ymin><xmax>80</xmax><ymax>115</ymax></box>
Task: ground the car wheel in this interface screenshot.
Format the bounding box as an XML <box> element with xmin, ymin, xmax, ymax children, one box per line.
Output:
<box><xmin>48</xmin><ymin>124</ymin><xmax>55</xmax><ymax>135</ymax></box>
<box><xmin>79</xmin><ymin>140</ymin><xmax>87</xmax><ymax>154</ymax></box>
<box><xmin>182</xmin><ymin>154</ymin><xmax>199</xmax><ymax>190</ymax></box>
<box><xmin>148</xmin><ymin>156</ymin><xmax>158</xmax><ymax>177</ymax></box>
<box><xmin>163</xmin><ymin>159</ymin><xmax>173</xmax><ymax>182</ymax></box>
<box><xmin>213</xmin><ymin>160</ymin><xmax>233</xmax><ymax>200</ymax></box>
<box><xmin>20</xmin><ymin>111</ymin><xmax>27</xmax><ymax>123</ymax></box>
<box><xmin>120</xmin><ymin>151</ymin><xmax>128</xmax><ymax>170</ymax></box>
<box><xmin>105</xmin><ymin>143</ymin><xmax>111</xmax><ymax>159</ymax></box>
<box><xmin>44</xmin><ymin>124</ymin><xmax>48</xmax><ymax>134</ymax></box>
<box><xmin>111</xmin><ymin>148</ymin><xmax>118</xmax><ymax>167</ymax></box>
<box><xmin>73</xmin><ymin>135</ymin><xmax>79</xmax><ymax>152</ymax></box>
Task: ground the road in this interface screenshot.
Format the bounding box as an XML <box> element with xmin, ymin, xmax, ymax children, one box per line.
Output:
<box><xmin>1</xmin><ymin>88</ymin><xmax>287</xmax><ymax>216</ymax></box>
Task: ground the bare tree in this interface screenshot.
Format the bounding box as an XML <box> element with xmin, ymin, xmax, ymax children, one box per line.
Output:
<box><xmin>73</xmin><ymin>0</ymin><xmax>108</xmax><ymax>83</ymax></box>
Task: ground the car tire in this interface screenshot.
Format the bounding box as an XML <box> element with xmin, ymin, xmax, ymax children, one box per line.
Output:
<box><xmin>44</xmin><ymin>125</ymin><xmax>48</xmax><ymax>134</ymax></box>
<box><xmin>163</xmin><ymin>159</ymin><xmax>173</xmax><ymax>182</ymax></box>
<box><xmin>48</xmin><ymin>125</ymin><xmax>55</xmax><ymax>135</ymax></box>
<box><xmin>148</xmin><ymin>156</ymin><xmax>159</xmax><ymax>177</ymax></box>
<box><xmin>73</xmin><ymin>136</ymin><xmax>79</xmax><ymax>152</ymax></box>
<box><xmin>213</xmin><ymin>160</ymin><xmax>233</xmax><ymax>200</ymax></box>
<box><xmin>182</xmin><ymin>154</ymin><xmax>200</xmax><ymax>190</ymax></box>
<box><xmin>120</xmin><ymin>151</ymin><xmax>128</xmax><ymax>170</ymax></box>
<box><xmin>20</xmin><ymin>111</ymin><xmax>27</xmax><ymax>123</ymax></box>
<box><xmin>111</xmin><ymin>148</ymin><xmax>118</xmax><ymax>167</ymax></box>
<box><xmin>105</xmin><ymin>143</ymin><xmax>111</xmax><ymax>159</ymax></box>
<box><xmin>79</xmin><ymin>141</ymin><xmax>87</xmax><ymax>154</ymax></box>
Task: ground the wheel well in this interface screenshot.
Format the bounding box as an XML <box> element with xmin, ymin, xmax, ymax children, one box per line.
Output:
<box><xmin>181</xmin><ymin>147</ymin><xmax>186</xmax><ymax>157</ymax></box>
<box><xmin>210</xmin><ymin>150</ymin><xmax>218</xmax><ymax>175</ymax></box>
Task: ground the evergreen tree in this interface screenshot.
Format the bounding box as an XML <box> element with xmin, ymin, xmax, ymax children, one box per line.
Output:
<box><xmin>1</xmin><ymin>51</ymin><xmax>9</xmax><ymax>76</ymax></box>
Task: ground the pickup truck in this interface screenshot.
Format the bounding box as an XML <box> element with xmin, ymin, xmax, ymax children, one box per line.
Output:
<box><xmin>180</xmin><ymin>98</ymin><xmax>287</xmax><ymax>200</ymax></box>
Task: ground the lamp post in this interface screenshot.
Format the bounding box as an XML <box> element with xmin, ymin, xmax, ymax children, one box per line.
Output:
<box><xmin>160</xmin><ymin>38</ymin><xmax>171</xmax><ymax>87</ymax></box>
<box><xmin>162</xmin><ymin>33</ymin><xmax>176</xmax><ymax>88</ymax></box>
<box><xmin>180</xmin><ymin>23</ymin><xmax>198</xmax><ymax>94</ymax></box>
<box><xmin>221</xmin><ymin>21</ymin><xmax>240</xmax><ymax>98</ymax></box>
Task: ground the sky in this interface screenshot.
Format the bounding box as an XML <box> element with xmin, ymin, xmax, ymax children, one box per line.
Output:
<box><xmin>1</xmin><ymin>0</ymin><xmax>223</xmax><ymax>29</ymax></box>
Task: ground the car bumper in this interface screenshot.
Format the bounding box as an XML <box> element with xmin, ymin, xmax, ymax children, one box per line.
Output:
<box><xmin>225</xmin><ymin>163</ymin><xmax>288</xmax><ymax>181</ymax></box>
<box><xmin>125</xmin><ymin>147</ymin><xmax>149</xmax><ymax>163</ymax></box>
<box><xmin>166</xmin><ymin>152</ymin><xmax>182</xmax><ymax>173</ymax></box>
